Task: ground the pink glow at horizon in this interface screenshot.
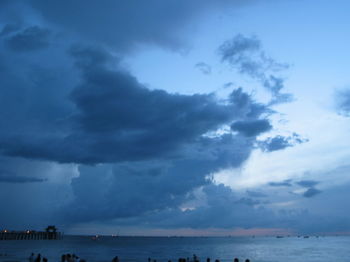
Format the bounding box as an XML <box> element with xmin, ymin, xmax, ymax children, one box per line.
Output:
<box><xmin>99</xmin><ymin>227</ymin><xmax>294</xmax><ymax>237</ymax></box>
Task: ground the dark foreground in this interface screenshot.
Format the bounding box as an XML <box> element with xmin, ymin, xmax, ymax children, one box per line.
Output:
<box><xmin>0</xmin><ymin>236</ymin><xmax>350</xmax><ymax>262</ymax></box>
<box><xmin>25</xmin><ymin>253</ymin><xmax>251</xmax><ymax>262</ymax></box>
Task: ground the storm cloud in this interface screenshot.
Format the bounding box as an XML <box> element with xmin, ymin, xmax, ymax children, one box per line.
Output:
<box><xmin>0</xmin><ymin>0</ymin><xmax>343</xmax><ymax>235</ymax></box>
<box><xmin>25</xmin><ymin>0</ymin><xmax>250</xmax><ymax>52</ymax></box>
<box><xmin>0</xmin><ymin>43</ymin><xmax>269</xmax><ymax>164</ymax></box>
<box><xmin>0</xmin><ymin>0</ymin><xmax>276</xmax><ymax>229</ymax></box>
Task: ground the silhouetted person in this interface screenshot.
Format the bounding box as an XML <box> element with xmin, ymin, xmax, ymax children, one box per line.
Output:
<box><xmin>35</xmin><ymin>254</ymin><xmax>41</xmax><ymax>262</ymax></box>
<box><xmin>148</xmin><ymin>258</ymin><xmax>151</xmax><ymax>262</ymax></box>
<box><xmin>29</xmin><ymin>253</ymin><xmax>35</xmax><ymax>262</ymax></box>
<box><xmin>215</xmin><ymin>260</ymin><xmax>220</xmax><ymax>262</ymax></box>
<box><xmin>61</xmin><ymin>254</ymin><xmax>66</xmax><ymax>262</ymax></box>
<box><xmin>80</xmin><ymin>260</ymin><xmax>86</xmax><ymax>262</ymax></box>
<box><xmin>245</xmin><ymin>260</ymin><xmax>250</xmax><ymax>262</ymax></box>
<box><xmin>43</xmin><ymin>257</ymin><xmax>48</xmax><ymax>262</ymax></box>
<box><xmin>193</xmin><ymin>255</ymin><xmax>197</xmax><ymax>262</ymax></box>
<box><xmin>112</xmin><ymin>256</ymin><xmax>119</xmax><ymax>262</ymax></box>
<box><xmin>67</xmin><ymin>254</ymin><xmax>73</xmax><ymax>262</ymax></box>
<box><xmin>206</xmin><ymin>258</ymin><xmax>210</xmax><ymax>262</ymax></box>
<box><xmin>234</xmin><ymin>259</ymin><xmax>239</xmax><ymax>262</ymax></box>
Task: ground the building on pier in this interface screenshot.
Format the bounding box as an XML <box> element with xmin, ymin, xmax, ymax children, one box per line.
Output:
<box><xmin>0</xmin><ymin>225</ymin><xmax>61</xmax><ymax>240</ymax></box>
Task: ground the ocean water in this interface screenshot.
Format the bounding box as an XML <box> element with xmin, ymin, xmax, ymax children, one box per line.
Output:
<box><xmin>0</xmin><ymin>236</ymin><xmax>349</xmax><ymax>262</ymax></box>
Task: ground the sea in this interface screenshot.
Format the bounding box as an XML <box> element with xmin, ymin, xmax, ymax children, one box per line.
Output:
<box><xmin>0</xmin><ymin>235</ymin><xmax>349</xmax><ymax>262</ymax></box>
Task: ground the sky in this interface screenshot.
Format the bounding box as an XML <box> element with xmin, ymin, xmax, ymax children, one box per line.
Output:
<box><xmin>1</xmin><ymin>0</ymin><xmax>350</xmax><ymax>236</ymax></box>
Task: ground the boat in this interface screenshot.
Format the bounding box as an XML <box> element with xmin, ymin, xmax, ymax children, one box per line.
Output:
<box><xmin>91</xmin><ymin>235</ymin><xmax>100</xmax><ymax>241</ymax></box>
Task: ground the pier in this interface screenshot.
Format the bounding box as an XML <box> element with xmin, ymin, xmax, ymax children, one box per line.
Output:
<box><xmin>0</xmin><ymin>225</ymin><xmax>61</xmax><ymax>240</ymax></box>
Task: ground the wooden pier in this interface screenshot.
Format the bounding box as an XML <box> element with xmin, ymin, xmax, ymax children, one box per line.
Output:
<box><xmin>0</xmin><ymin>226</ymin><xmax>61</xmax><ymax>240</ymax></box>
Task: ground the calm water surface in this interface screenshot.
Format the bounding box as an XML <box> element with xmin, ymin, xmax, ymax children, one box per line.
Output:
<box><xmin>0</xmin><ymin>236</ymin><xmax>349</xmax><ymax>262</ymax></box>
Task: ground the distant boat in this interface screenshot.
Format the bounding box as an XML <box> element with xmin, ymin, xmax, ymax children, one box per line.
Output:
<box><xmin>303</xmin><ymin>236</ymin><xmax>309</xmax><ymax>238</ymax></box>
<box><xmin>276</xmin><ymin>236</ymin><xmax>284</xmax><ymax>238</ymax></box>
<box><xmin>91</xmin><ymin>235</ymin><xmax>100</xmax><ymax>241</ymax></box>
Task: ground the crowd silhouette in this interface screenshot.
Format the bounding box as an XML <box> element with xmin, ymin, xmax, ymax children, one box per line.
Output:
<box><xmin>29</xmin><ymin>253</ymin><xmax>86</xmax><ymax>262</ymax></box>
<box><xmin>28</xmin><ymin>253</ymin><xmax>251</xmax><ymax>262</ymax></box>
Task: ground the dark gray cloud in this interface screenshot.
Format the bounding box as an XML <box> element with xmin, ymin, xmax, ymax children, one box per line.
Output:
<box><xmin>0</xmin><ymin>0</ymin><xmax>279</xmax><ymax>230</ymax></box>
<box><xmin>259</xmin><ymin>133</ymin><xmax>308</xmax><ymax>152</ymax></box>
<box><xmin>297</xmin><ymin>180</ymin><xmax>319</xmax><ymax>188</ymax></box>
<box><xmin>1</xmin><ymin>0</ymin><xmax>336</xmax><ymax>234</ymax></box>
<box><xmin>195</xmin><ymin>62</ymin><xmax>212</xmax><ymax>75</ymax></box>
<box><xmin>268</xmin><ymin>179</ymin><xmax>293</xmax><ymax>187</ymax></box>
<box><xmin>102</xmin><ymin>183</ymin><xmax>322</xmax><ymax>231</ymax></box>
<box><xmin>335</xmin><ymin>88</ymin><xmax>350</xmax><ymax>116</ymax></box>
<box><xmin>231</xmin><ymin>119</ymin><xmax>272</xmax><ymax>137</ymax></box>
<box><xmin>25</xmin><ymin>0</ymin><xmax>250</xmax><ymax>52</ymax></box>
<box><xmin>160</xmin><ymin>184</ymin><xmax>275</xmax><ymax>229</ymax></box>
<box><xmin>61</xmin><ymin>132</ymin><xmax>255</xmax><ymax>223</ymax></box>
<box><xmin>219</xmin><ymin>34</ymin><xmax>293</xmax><ymax>105</ymax></box>
<box><xmin>0</xmin><ymin>44</ymin><xmax>269</xmax><ymax>164</ymax></box>
<box><xmin>4</xmin><ymin>25</ymin><xmax>50</xmax><ymax>52</ymax></box>
<box><xmin>303</xmin><ymin>187</ymin><xmax>322</xmax><ymax>198</ymax></box>
<box><xmin>0</xmin><ymin>20</ymin><xmax>273</xmax><ymax>227</ymax></box>
<box><xmin>90</xmin><ymin>183</ymin><xmax>283</xmax><ymax>229</ymax></box>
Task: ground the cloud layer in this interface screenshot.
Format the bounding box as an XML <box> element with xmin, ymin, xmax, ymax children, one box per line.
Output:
<box><xmin>0</xmin><ymin>0</ymin><xmax>345</xmax><ymax>235</ymax></box>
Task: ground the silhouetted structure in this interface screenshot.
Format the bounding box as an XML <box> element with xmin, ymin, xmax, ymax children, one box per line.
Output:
<box><xmin>0</xmin><ymin>226</ymin><xmax>61</xmax><ymax>240</ymax></box>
